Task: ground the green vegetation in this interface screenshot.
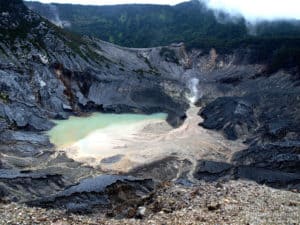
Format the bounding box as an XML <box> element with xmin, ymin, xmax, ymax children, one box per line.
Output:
<box><xmin>25</xmin><ymin>0</ymin><xmax>300</xmax><ymax>72</ymax></box>
<box><xmin>0</xmin><ymin>0</ymin><xmax>111</xmax><ymax>66</ymax></box>
<box><xmin>26</xmin><ymin>1</ymin><xmax>300</xmax><ymax>48</ymax></box>
<box><xmin>0</xmin><ymin>92</ymin><xmax>9</xmax><ymax>103</ymax></box>
<box><xmin>26</xmin><ymin>1</ymin><xmax>246</xmax><ymax>48</ymax></box>
<box><xmin>133</xmin><ymin>68</ymin><xmax>160</xmax><ymax>76</ymax></box>
<box><xmin>0</xmin><ymin>0</ymin><xmax>25</xmax><ymax>12</ymax></box>
<box><xmin>0</xmin><ymin>16</ymin><xmax>40</xmax><ymax>43</ymax></box>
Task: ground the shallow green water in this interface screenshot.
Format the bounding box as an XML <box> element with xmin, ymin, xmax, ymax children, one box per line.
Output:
<box><xmin>47</xmin><ymin>112</ymin><xmax>167</xmax><ymax>148</ymax></box>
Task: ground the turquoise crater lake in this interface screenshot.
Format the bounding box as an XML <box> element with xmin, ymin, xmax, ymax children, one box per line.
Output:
<box><xmin>47</xmin><ymin>112</ymin><xmax>167</xmax><ymax>148</ymax></box>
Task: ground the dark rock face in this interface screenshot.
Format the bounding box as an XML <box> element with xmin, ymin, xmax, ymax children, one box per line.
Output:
<box><xmin>196</xmin><ymin>69</ymin><xmax>300</xmax><ymax>189</ymax></box>
<box><xmin>193</xmin><ymin>158</ymin><xmax>300</xmax><ymax>190</ymax></box>
<box><xmin>0</xmin><ymin>0</ymin><xmax>33</xmax><ymax>29</ymax></box>
<box><xmin>129</xmin><ymin>157</ymin><xmax>193</xmax><ymax>182</ymax></box>
<box><xmin>28</xmin><ymin>175</ymin><xmax>155</xmax><ymax>215</ymax></box>
<box><xmin>233</xmin><ymin>142</ymin><xmax>300</xmax><ymax>173</ymax></box>
<box><xmin>236</xmin><ymin>166</ymin><xmax>300</xmax><ymax>188</ymax></box>
<box><xmin>0</xmin><ymin>172</ymin><xmax>68</xmax><ymax>202</ymax></box>
<box><xmin>193</xmin><ymin>160</ymin><xmax>232</xmax><ymax>182</ymax></box>
<box><xmin>199</xmin><ymin>77</ymin><xmax>300</xmax><ymax>141</ymax></box>
<box><xmin>200</xmin><ymin>97</ymin><xmax>256</xmax><ymax>140</ymax></box>
<box><xmin>230</xmin><ymin>142</ymin><xmax>300</xmax><ymax>189</ymax></box>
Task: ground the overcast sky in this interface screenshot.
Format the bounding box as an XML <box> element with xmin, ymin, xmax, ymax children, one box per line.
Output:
<box><xmin>206</xmin><ymin>0</ymin><xmax>300</xmax><ymax>21</ymax></box>
<box><xmin>25</xmin><ymin>0</ymin><xmax>300</xmax><ymax>21</ymax></box>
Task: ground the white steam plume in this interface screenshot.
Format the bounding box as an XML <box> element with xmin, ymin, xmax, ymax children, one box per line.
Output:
<box><xmin>49</xmin><ymin>4</ymin><xmax>63</xmax><ymax>27</ymax></box>
<box><xmin>187</xmin><ymin>78</ymin><xmax>199</xmax><ymax>104</ymax></box>
<box><xmin>49</xmin><ymin>4</ymin><xmax>71</xmax><ymax>28</ymax></box>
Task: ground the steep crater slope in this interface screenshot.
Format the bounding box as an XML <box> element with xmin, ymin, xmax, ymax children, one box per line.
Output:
<box><xmin>192</xmin><ymin>49</ymin><xmax>300</xmax><ymax>189</ymax></box>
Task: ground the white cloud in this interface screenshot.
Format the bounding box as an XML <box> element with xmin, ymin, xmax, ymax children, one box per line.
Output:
<box><xmin>205</xmin><ymin>0</ymin><xmax>300</xmax><ymax>21</ymax></box>
<box><xmin>25</xmin><ymin>0</ymin><xmax>185</xmax><ymax>6</ymax></box>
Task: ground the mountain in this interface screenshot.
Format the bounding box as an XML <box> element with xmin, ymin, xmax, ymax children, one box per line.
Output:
<box><xmin>25</xmin><ymin>0</ymin><xmax>300</xmax><ymax>73</ymax></box>
<box><xmin>26</xmin><ymin>0</ymin><xmax>300</xmax><ymax>47</ymax></box>
<box><xmin>25</xmin><ymin>0</ymin><xmax>247</xmax><ymax>47</ymax></box>
<box><xmin>0</xmin><ymin>0</ymin><xmax>299</xmax><ymax>223</ymax></box>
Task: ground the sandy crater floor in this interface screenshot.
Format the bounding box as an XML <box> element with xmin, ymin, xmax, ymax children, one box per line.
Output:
<box><xmin>58</xmin><ymin>106</ymin><xmax>246</xmax><ymax>172</ymax></box>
